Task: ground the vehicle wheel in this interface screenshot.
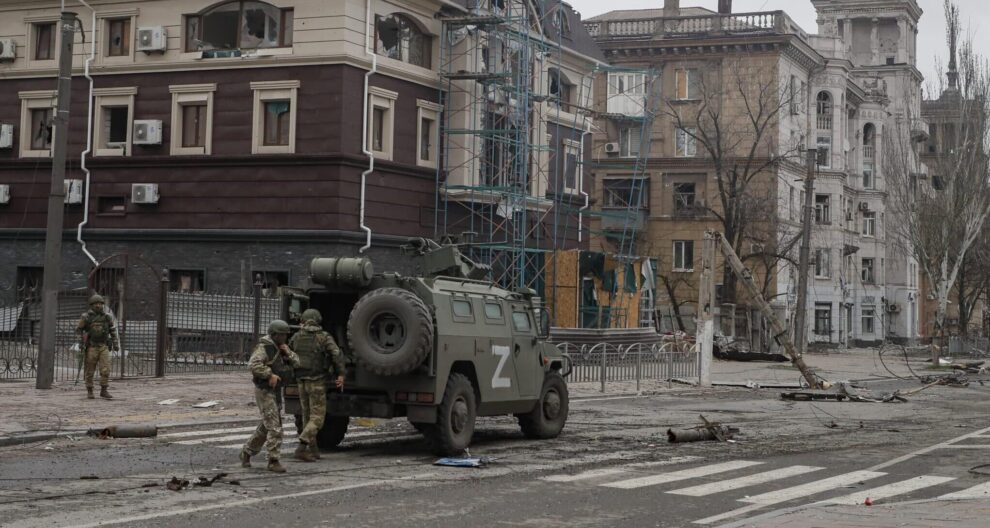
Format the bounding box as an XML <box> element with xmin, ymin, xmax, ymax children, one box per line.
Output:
<box><xmin>347</xmin><ymin>288</ymin><xmax>434</xmax><ymax>376</ymax></box>
<box><xmin>517</xmin><ymin>372</ymin><xmax>569</xmax><ymax>439</ymax></box>
<box><xmin>316</xmin><ymin>415</ymin><xmax>350</xmax><ymax>450</ymax></box>
<box><xmin>421</xmin><ymin>373</ymin><xmax>476</xmax><ymax>456</ymax></box>
<box><xmin>294</xmin><ymin>414</ymin><xmax>304</xmax><ymax>436</ymax></box>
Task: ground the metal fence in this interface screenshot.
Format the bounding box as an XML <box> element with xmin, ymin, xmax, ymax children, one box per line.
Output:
<box><xmin>1</xmin><ymin>291</ymin><xmax>93</xmax><ymax>381</ymax></box>
<box><xmin>164</xmin><ymin>291</ymin><xmax>280</xmax><ymax>373</ymax></box>
<box><xmin>556</xmin><ymin>340</ymin><xmax>699</xmax><ymax>392</ymax></box>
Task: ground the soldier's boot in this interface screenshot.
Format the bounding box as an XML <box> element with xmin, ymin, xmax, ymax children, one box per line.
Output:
<box><xmin>267</xmin><ymin>459</ymin><xmax>286</xmax><ymax>473</ymax></box>
<box><xmin>239</xmin><ymin>450</ymin><xmax>252</xmax><ymax>468</ymax></box>
<box><xmin>99</xmin><ymin>387</ymin><xmax>113</xmax><ymax>399</ymax></box>
<box><xmin>293</xmin><ymin>443</ymin><xmax>316</xmax><ymax>462</ymax></box>
<box><xmin>86</xmin><ymin>387</ymin><xmax>95</xmax><ymax>399</ymax></box>
<box><xmin>310</xmin><ymin>442</ymin><xmax>322</xmax><ymax>460</ymax></box>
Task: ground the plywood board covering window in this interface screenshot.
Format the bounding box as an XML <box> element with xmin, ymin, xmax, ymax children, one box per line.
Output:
<box><xmin>107</xmin><ymin>18</ymin><xmax>131</xmax><ymax>56</ymax></box>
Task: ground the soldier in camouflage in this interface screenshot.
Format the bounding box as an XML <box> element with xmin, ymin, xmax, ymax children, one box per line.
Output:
<box><xmin>240</xmin><ymin>320</ymin><xmax>299</xmax><ymax>473</ymax></box>
<box><xmin>76</xmin><ymin>294</ymin><xmax>119</xmax><ymax>400</ymax></box>
<box><xmin>290</xmin><ymin>308</ymin><xmax>346</xmax><ymax>462</ymax></box>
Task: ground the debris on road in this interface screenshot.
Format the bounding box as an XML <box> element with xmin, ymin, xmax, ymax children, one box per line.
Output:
<box><xmin>780</xmin><ymin>391</ymin><xmax>848</xmax><ymax>402</ymax></box>
<box><xmin>715</xmin><ymin>380</ymin><xmax>803</xmax><ymax>389</ymax></box>
<box><xmin>193</xmin><ymin>473</ymin><xmax>228</xmax><ymax>487</ymax></box>
<box><xmin>166</xmin><ymin>477</ymin><xmax>189</xmax><ymax>492</ymax></box>
<box><xmin>434</xmin><ymin>457</ymin><xmax>490</xmax><ymax>468</ymax></box>
<box><xmin>837</xmin><ymin>382</ymin><xmax>906</xmax><ymax>403</ymax></box>
<box><xmin>668</xmin><ymin>415</ymin><xmax>739</xmax><ymax>443</ymax></box>
<box><xmin>88</xmin><ymin>424</ymin><xmax>159</xmax><ymax>439</ymax></box>
<box><xmin>918</xmin><ymin>371</ymin><xmax>970</xmax><ymax>387</ymax></box>
<box><xmin>192</xmin><ymin>400</ymin><xmax>220</xmax><ymax>408</ymax></box>
<box><xmin>79</xmin><ymin>475</ymin><xmax>99</xmax><ymax>480</ymax></box>
<box><xmin>157</xmin><ymin>399</ymin><xmax>180</xmax><ymax>405</ymax></box>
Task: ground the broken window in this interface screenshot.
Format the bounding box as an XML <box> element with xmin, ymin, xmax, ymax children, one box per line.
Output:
<box><xmin>30</xmin><ymin>108</ymin><xmax>52</xmax><ymax>150</ymax></box>
<box><xmin>548</xmin><ymin>69</ymin><xmax>573</xmax><ymax>107</ymax></box>
<box><xmin>673</xmin><ymin>183</ymin><xmax>696</xmax><ymax>211</ymax></box>
<box><xmin>185</xmin><ymin>1</ymin><xmax>291</xmax><ymax>52</ymax></box>
<box><xmin>107</xmin><ymin>18</ymin><xmax>131</xmax><ymax>57</ymax></box>
<box><xmin>862</xmin><ymin>258</ymin><xmax>875</xmax><ymax>284</ymax></box>
<box><xmin>375</xmin><ymin>13</ymin><xmax>432</xmax><ymax>69</ymax></box>
<box><xmin>254</xmin><ymin>270</ymin><xmax>288</xmax><ymax>297</ymax></box>
<box><xmin>263</xmin><ymin>100</ymin><xmax>290</xmax><ymax>146</ymax></box>
<box><xmin>102</xmin><ymin>106</ymin><xmax>129</xmax><ymax>148</ymax></box>
<box><xmin>603</xmin><ymin>178</ymin><xmax>647</xmax><ymax>209</ymax></box>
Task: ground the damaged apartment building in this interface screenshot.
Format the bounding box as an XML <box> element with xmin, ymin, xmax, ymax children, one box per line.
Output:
<box><xmin>585</xmin><ymin>0</ymin><xmax>926</xmax><ymax>347</ymax></box>
<box><xmin>0</xmin><ymin>0</ymin><xmax>607</xmax><ymax>328</ymax></box>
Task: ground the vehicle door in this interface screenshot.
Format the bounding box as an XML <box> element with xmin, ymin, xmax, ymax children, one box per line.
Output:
<box><xmin>509</xmin><ymin>304</ymin><xmax>540</xmax><ymax>398</ymax></box>
<box><xmin>479</xmin><ymin>297</ymin><xmax>517</xmax><ymax>401</ymax></box>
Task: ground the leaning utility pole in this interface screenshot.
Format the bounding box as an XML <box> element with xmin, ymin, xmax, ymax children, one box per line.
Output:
<box><xmin>793</xmin><ymin>149</ymin><xmax>817</xmax><ymax>358</ymax></box>
<box><xmin>36</xmin><ymin>11</ymin><xmax>78</xmax><ymax>389</ymax></box>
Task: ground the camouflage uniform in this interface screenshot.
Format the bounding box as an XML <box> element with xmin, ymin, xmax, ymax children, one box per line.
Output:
<box><xmin>290</xmin><ymin>321</ymin><xmax>346</xmax><ymax>450</ymax></box>
<box><xmin>76</xmin><ymin>302</ymin><xmax>118</xmax><ymax>398</ymax></box>
<box><xmin>242</xmin><ymin>335</ymin><xmax>299</xmax><ymax>463</ymax></box>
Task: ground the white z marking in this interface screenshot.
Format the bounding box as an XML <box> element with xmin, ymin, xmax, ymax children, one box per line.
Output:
<box><xmin>491</xmin><ymin>345</ymin><xmax>512</xmax><ymax>388</ymax></box>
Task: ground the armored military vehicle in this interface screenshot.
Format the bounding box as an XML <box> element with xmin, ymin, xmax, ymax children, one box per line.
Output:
<box><xmin>282</xmin><ymin>238</ymin><xmax>570</xmax><ymax>456</ymax></box>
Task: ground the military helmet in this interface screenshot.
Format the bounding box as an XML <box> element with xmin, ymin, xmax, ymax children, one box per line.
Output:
<box><xmin>268</xmin><ymin>319</ymin><xmax>291</xmax><ymax>335</ymax></box>
<box><xmin>301</xmin><ymin>308</ymin><xmax>322</xmax><ymax>324</ymax></box>
<box><xmin>88</xmin><ymin>294</ymin><xmax>105</xmax><ymax>306</ymax></box>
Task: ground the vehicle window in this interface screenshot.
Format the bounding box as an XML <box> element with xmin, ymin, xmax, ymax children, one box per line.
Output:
<box><xmin>512</xmin><ymin>311</ymin><xmax>531</xmax><ymax>332</ymax></box>
<box><xmin>452</xmin><ymin>299</ymin><xmax>473</xmax><ymax>318</ymax></box>
<box><xmin>484</xmin><ymin>302</ymin><xmax>503</xmax><ymax>320</ymax></box>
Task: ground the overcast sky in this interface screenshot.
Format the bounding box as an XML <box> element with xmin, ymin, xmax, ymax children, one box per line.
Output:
<box><xmin>567</xmin><ymin>0</ymin><xmax>988</xmax><ymax>94</ymax></box>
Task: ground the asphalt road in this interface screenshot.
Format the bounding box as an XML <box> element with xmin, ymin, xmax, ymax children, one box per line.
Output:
<box><xmin>3</xmin><ymin>378</ymin><xmax>990</xmax><ymax>528</ymax></box>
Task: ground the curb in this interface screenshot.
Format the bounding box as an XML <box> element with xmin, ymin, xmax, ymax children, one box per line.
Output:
<box><xmin>0</xmin><ymin>430</ymin><xmax>88</xmax><ymax>448</ymax></box>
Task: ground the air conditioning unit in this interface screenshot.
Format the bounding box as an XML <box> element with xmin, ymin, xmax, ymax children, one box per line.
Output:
<box><xmin>136</xmin><ymin>27</ymin><xmax>167</xmax><ymax>53</ymax></box>
<box><xmin>64</xmin><ymin>179</ymin><xmax>83</xmax><ymax>204</ymax></box>
<box><xmin>0</xmin><ymin>184</ymin><xmax>9</xmax><ymax>204</ymax></box>
<box><xmin>0</xmin><ymin>124</ymin><xmax>12</xmax><ymax>149</ymax></box>
<box><xmin>0</xmin><ymin>39</ymin><xmax>15</xmax><ymax>61</ymax></box>
<box><xmin>887</xmin><ymin>304</ymin><xmax>901</xmax><ymax>313</ymax></box>
<box><xmin>133</xmin><ymin>120</ymin><xmax>162</xmax><ymax>145</ymax></box>
<box><xmin>131</xmin><ymin>183</ymin><xmax>160</xmax><ymax>204</ymax></box>
<box><xmin>858</xmin><ymin>202</ymin><xmax>870</xmax><ymax>212</ymax></box>
<box><xmin>604</xmin><ymin>142</ymin><xmax>619</xmax><ymax>154</ymax></box>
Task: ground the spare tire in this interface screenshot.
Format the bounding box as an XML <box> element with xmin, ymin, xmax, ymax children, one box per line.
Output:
<box><xmin>347</xmin><ymin>287</ymin><xmax>434</xmax><ymax>376</ymax></box>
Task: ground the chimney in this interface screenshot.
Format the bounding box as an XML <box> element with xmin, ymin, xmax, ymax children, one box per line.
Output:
<box><xmin>664</xmin><ymin>0</ymin><xmax>680</xmax><ymax>17</ymax></box>
<box><xmin>718</xmin><ymin>0</ymin><xmax>732</xmax><ymax>14</ymax></box>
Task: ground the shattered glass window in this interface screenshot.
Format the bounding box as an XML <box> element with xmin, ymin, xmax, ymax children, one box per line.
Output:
<box><xmin>375</xmin><ymin>14</ymin><xmax>432</xmax><ymax>69</ymax></box>
<box><xmin>240</xmin><ymin>1</ymin><xmax>280</xmax><ymax>49</ymax></box>
<box><xmin>186</xmin><ymin>1</ymin><xmax>289</xmax><ymax>52</ymax></box>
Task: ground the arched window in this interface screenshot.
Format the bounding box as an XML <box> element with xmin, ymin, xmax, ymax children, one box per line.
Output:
<box><xmin>185</xmin><ymin>1</ymin><xmax>293</xmax><ymax>52</ymax></box>
<box><xmin>548</xmin><ymin>68</ymin><xmax>573</xmax><ymax>107</ymax></box>
<box><xmin>816</xmin><ymin>91</ymin><xmax>833</xmax><ymax>130</ymax></box>
<box><xmin>863</xmin><ymin>124</ymin><xmax>875</xmax><ymax>151</ymax></box>
<box><xmin>375</xmin><ymin>14</ymin><xmax>432</xmax><ymax>69</ymax></box>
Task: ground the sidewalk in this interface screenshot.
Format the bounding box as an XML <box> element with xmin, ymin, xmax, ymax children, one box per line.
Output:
<box><xmin>0</xmin><ymin>347</ymin><xmax>934</xmax><ymax>442</ymax></box>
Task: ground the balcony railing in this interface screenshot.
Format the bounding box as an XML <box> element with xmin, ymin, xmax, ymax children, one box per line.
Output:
<box><xmin>584</xmin><ymin>11</ymin><xmax>806</xmax><ymax>41</ymax></box>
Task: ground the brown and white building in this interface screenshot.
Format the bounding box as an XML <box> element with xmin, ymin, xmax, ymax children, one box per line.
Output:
<box><xmin>0</xmin><ymin>0</ymin><xmax>602</xmax><ymax>302</ymax></box>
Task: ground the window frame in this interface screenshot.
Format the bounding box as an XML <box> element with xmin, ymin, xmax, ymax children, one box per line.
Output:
<box><xmin>816</xmin><ymin>136</ymin><xmax>832</xmax><ymax>169</ymax></box>
<box><xmin>367</xmin><ymin>86</ymin><xmax>398</xmax><ymax>160</ymax></box>
<box><xmin>673</xmin><ymin>240</ymin><xmax>695</xmax><ymax>272</ymax></box>
<box><xmin>618</xmin><ymin>126</ymin><xmax>640</xmax><ymax>158</ymax></box>
<box><xmin>814</xmin><ymin>248</ymin><xmax>831</xmax><ymax>279</ymax></box>
<box><xmin>451</xmin><ymin>298</ymin><xmax>475</xmax><ymax>322</ymax></box>
<box><xmin>561</xmin><ymin>138</ymin><xmax>582</xmax><ymax>194</ymax></box>
<box><xmin>416</xmin><ymin>99</ymin><xmax>441</xmax><ymax>168</ymax></box>
<box><xmin>602</xmin><ymin>177</ymin><xmax>648</xmax><ymax>209</ymax></box>
<box><xmin>675</xmin><ymin>127</ymin><xmax>698</xmax><ymax>157</ymax></box>
<box><xmin>483</xmin><ymin>301</ymin><xmax>505</xmax><ymax>323</ymax></box>
<box><xmin>512</xmin><ymin>311</ymin><xmax>532</xmax><ymax>333</ymax></box>
<box><xmin>814</xmin><ymin>194</ymin><xmax>830</xmax><ymax>224</ymax></box>
<box><xmin>93</xmin><ymin>87</ymin><xmax>138</xmax><ymax>157</ymax></box>
<box><xmin>861</xmin><ymin>307</ymin><xmax>876</xmax><ymax>334</ymax></box>
<box><xmin>29</xmin><ymin>20</ymin><xmax>57</xmax><ymax>63</ymax></box>
<box><xmin>816</xmin><ymin>91</ymin><xmax>833</xmax><ymax>130</ymax></box>
<box><xmin>19</xmin><ymin>90</ymin><xmax>56</xmax><ymax>158</ymax></box>
<box><xmin>862</xmin><ymin>258</ymin><xmax>876</xmax><ymax>284</ymax></box>
<box><xmin>862</xmin><ymin>211</ymin><xmax>877</xmax><ymax>237</ymax></box>
<box><xmin>170</xmin><ymin>84</ymin><xmax>216</xmax><ymax>156</ymax></box>
<box><xmin>374</xmin><ymin>13</ymin><xmax>433</xmax><ymax>69</ymax></box>
<box><xmin>251</xmin><ymin>80</ymin><xmax>299</xmax><ymax>154</ymax></box>
<box><xmin>169</xmin><ymin>268</ymin><xmax>207</xmax><ymax>294</ymax></box>
<box><xmin>101</xmin><ymin>14</ymin><xmax>136</xmax><ymax>63</ymax></box>
<box><xmin>673</xmin><ymin>182</ymin><xmax>697</xmax><ymax>212</ymax></box>
<box><xmin>814</xmin><ymin>303</ymin><xmax>832</xmax><ymax>336</ymax></box>
<box><xmin>183</xmin><ymin>2</ymin><xmax>295</xmax><ymax>53</ymax></box>
<box><xmin>674</xmin><ymin>68</ymin><xmax>698</xmax><ymax>100</ymax></box>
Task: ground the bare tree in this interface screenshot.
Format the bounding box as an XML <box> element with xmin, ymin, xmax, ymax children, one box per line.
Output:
<box><xmin>885</xmin><ymin>0</ymin><xmax>990</xmax><ymax>345</ymax></box>
<box><xmin>663</xmin><ymin>60</ymin><xmax>803</xmax><ymax>304</ymax></box>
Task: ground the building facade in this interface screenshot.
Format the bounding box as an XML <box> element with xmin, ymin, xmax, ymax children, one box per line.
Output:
<box><xmin>586</xmin><ymin>0</ymin><xmax>924</xmax><ymax>347</ymax></box>
<box><xmin>0</xmin><ymin>0</ymin><xmax>601</xmax><ymax>307</ymax></box>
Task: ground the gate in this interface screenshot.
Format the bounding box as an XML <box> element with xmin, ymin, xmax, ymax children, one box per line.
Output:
<box><xmin>85</xmin><ymin>254</ymin><xmax>163</xmax><ymax>379</ymax></box>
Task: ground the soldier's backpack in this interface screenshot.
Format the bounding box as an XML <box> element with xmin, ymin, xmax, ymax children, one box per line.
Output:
<box><xmin>292</xmin><ymin>329</ymin><xmax>327</xmax><ymax>378</ymax></box>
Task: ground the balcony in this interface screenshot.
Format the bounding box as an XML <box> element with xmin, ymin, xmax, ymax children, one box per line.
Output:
<box><xmin>601</xmin><ymin>209</ymin><xmax>648</xmax><ymax>232</ymax></box>
<box><xmin>584</xmin><ymin>11</ymin><xmax>807</xmax><ymax>41</ymax></box>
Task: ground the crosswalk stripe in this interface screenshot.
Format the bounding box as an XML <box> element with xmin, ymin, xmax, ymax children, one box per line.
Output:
<box><xmin>160</xmin><ymin>426</ymin><xmax>258</xmax><ymax>439</ymax></box>
<box><xmin>942</xmin><ymin>445</ymin><xmax>990</xmax><ymax>449</ymax></box>
<box><xmin>541</xmin><ymin>468</ymin><xmax>628</xmax><ymax>483</ymax></box>
<box><xmin>939</xmin><ymin>481</ymin><xmax>990</xmax><ymax>500</ymax></box>
<box><xmin>740</xmin><ymin>470</ymin><xmax>886</xmax><ymax>505</ymax></box>
<box><xmin>819</xmin><ymin>475</ymin><xmax>956</xmax><ymax>505</ymax></box>
<box><xmin>601</xmin><ymin>460</ymin><xmax>763</xmax><ymax>490</ymax></box>
<box><xmin>217</xmin><ymin>441</ymin><xmax>298</xmax><ymax>451</ymax></box>
<box><xmin>667</xmin><ymin>465</ymin><xmax>824</xmax><ymax>497</ymax></box>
